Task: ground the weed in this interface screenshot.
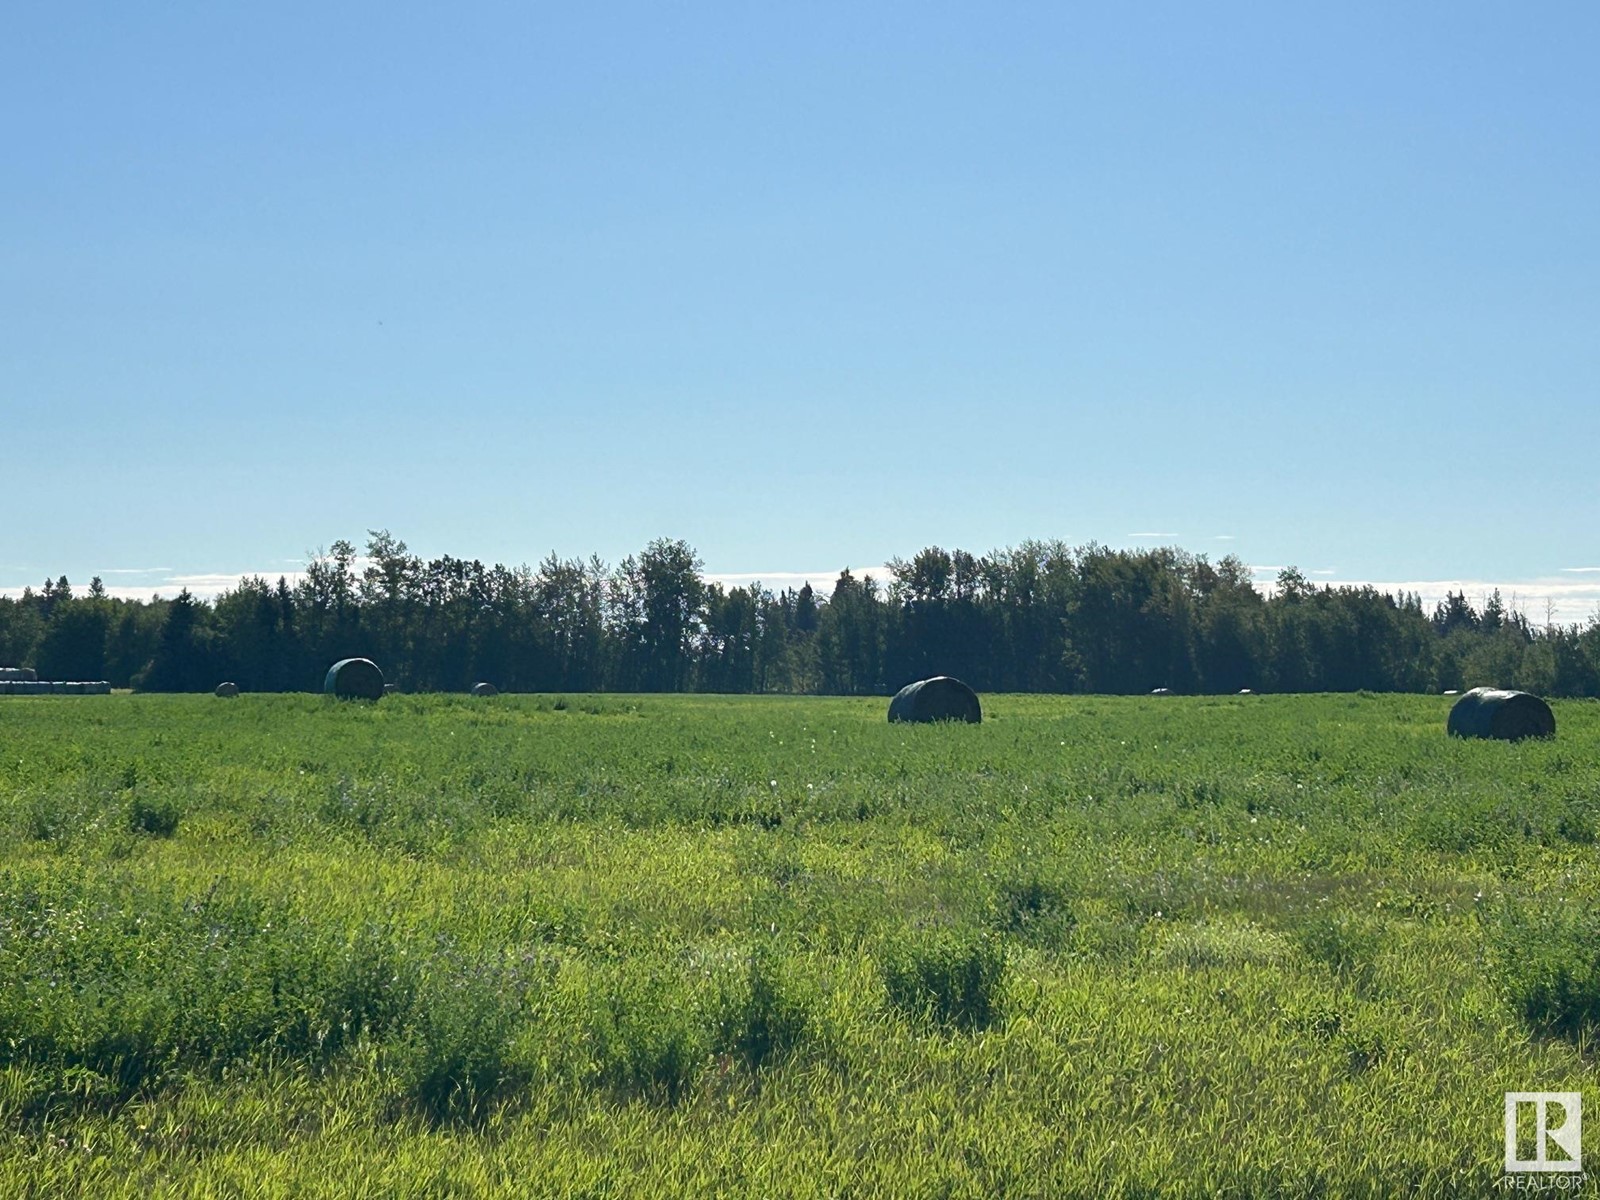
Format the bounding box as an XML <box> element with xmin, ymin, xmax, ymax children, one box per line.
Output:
<box><xmin>126</xmin><ymin>794</ymin><xmax>181</xmax><ymax>837</ymax></box>
<box><xmin>587</xmin><ymin>968</ymin><xmax>707</xmax><ymax>1102</ymax></box>
<box><xmin>1296</xmin><ymin>915</ymin><xmax>1384</xmax><ymax>993</ymax></box>
<box><xmin>1492</xmin><ymin>898</ymin><xmax>1600</xmax><ymax>1045</ymax></box>
<box><xmin>993</xmin><ymin>873</ymin><xmax>1075</xmax><ymax>937</ymax></box>
<box><xmin>713</xmin><ymin>948</ymin><xmax>810</xmax><ymax>1072</ymax></box>
<box><xmin>387</xmin><ymin>961</ymin><xmax>528</xmax><ymax>1124</ymax></box>
<box><xmin>883</xmin><ymin>928</ymin><xmax>1007</xmax><ymax>1031</ymax></box>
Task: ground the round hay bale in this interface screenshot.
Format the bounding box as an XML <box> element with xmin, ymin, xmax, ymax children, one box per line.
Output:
<box><xmin>1151</xmin><ymin>687</ymin><xmax>1172</xmax><ymax>696</ymax></box>
<box><xmin>215</xmin><ymin>682</ymin><xmax>239</xmax><ymax>698</ymax></box>
<box><xmin>470</xmin><ymin>682</ymin><xmax>499</xmax><ymax>697</ymax></box>
<box><xmin>324</xmin><ymin>658</ymin><xmax>385</xmax><ymax>701</ymax></box>
<box><xmin>888</xmin><ymin>676</ymin><xmax>981</xmax><ymax>724</ymax></box>
<box><xmin>1447</xmin><ymin>687</ymin><xmax>1555</xmax><ymax>742</ymax></box>
<box><xmin>1238</xmin><ymin>688</ymin><xmax>1253</xmax><ymax>695</ymax></box>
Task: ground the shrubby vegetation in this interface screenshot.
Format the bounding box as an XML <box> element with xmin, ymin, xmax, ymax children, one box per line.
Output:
<box><xmin>6</xmin><ymin>532</ymin><xmax>1599</xmax><ymax>696</ymax></box>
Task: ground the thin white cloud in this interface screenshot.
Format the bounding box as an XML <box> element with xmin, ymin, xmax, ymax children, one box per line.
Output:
<box><xmin>168</xmin><ymin>572</ymin><xmax>279</xmax><ymax>589</ymax></box>
<box><xmin>1127</xmin><ymin>532</ymin><xmax>1179</xmax><ymax>539</ymax></box>
<box><xmin>0</xmin><ymin>584</ymin><xmax>174</xmax><ymax>603</ymax></box>
<box><xmin>7</xmin><ymin>561</ymin><xmax>1597</xmax><ymax>626</ymax></box>
<box><xmin>1256</xmin><ymin>575</ymin><xmax>1600</xmax><ymax>626</ymax></box>
<box><xmin>706</xmin><ymin>567</ymin><xmax>896</xmax><ymax>595</ymax></box>
<box><xmin>97</xmin><ymin>567</ymin><xmax>174</xmax><ymax>576</ymax></box>
<box><xmin>1</xmin><ymin>566</ymin><xmax>310</xmax><ymax>603</ymax></box>
<box><xmin>1212</xmin><ymin>535</ymin><xmax>1236</xmax><ymax>541</ymax></box>
<box><xmin>7</xmin><ymin>561</ymin><xmax>893</xmax><ymax>603</ymax></box>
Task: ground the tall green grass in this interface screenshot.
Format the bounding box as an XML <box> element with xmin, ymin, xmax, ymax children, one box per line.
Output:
<box><xmin>0</xmin><ymin>691</ymin><xmax>1596</xmax><ymax>1195</ymax></box>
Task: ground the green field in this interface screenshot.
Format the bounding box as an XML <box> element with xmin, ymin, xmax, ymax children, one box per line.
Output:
<box><xmin>1</xmin><ymin>692</ymin><xmax>1597</xmax><ymax>1196</ymax></box>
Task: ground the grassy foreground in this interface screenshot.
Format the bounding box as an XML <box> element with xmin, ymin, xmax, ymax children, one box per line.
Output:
<box><xmin>1</xmin><ymin>691</ymin><xmax>1598</xmax><ymax>1197</ymax></box>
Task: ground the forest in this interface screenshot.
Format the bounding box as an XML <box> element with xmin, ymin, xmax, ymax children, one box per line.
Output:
<box><xmin>3</xmin><ymin>532</ymin><xmax>1598</xmax><ymax>697</ymax></box>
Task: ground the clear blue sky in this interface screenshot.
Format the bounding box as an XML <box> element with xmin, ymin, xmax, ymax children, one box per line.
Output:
<box><xmin>5</xmin><ymin>3</ymin><xmax>1597</xmax><ymax>602</ymax></box>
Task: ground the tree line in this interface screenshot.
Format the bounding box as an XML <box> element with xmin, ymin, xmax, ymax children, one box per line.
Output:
<box><xmin>3</xmin><ymin>531</ymin><xmax>1599</xmax><ymax>697</ymax></box>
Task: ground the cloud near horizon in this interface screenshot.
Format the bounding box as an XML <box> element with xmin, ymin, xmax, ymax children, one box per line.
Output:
<box><xmin>4</xmin><ymin>566</ymin><xmax>1597</xmax><ymax>626</ymax></box>
<box><xmin>704</xmin><ymin>568</ymin><xmax>897</xmax><ymax>593</ymax></box>
<box><xmin>1251</xmin><ymin>574</ymin><xmax>1600</xmax><ymax>626</ymax></box>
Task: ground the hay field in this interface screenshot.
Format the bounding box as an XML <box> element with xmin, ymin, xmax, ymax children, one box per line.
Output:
<box><xmin>1</xmin><ymin>692</ymin><xmax>1597</xmax><ymax>1196</ymax></box>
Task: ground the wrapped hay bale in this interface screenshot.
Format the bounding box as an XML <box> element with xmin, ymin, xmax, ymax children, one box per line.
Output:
<box><xmin>324</xmin><ymin>658</ymin><xmax>385</xmax><ymax>701</ymax></box>
<box><xmin>1447</xmin><ymin>687</ymin><xmax>1555</xmax><ymax>742</ymax></box>
<box><xmin>215</xmin><ymin>682</ymin><xmax>240</xmax><ymax>698</ymax></box>
<box><xmin>0</xmin><ymin>667</ymin><xmax>38</xmax><ymax>682</ymax></box>
<box><xmin>470</xmin><ymin>682</ymin><xmax>499</xmax><ymax>697</ymax></box>
<box><xmin>888</xmin><ymin>676</ymin><xmax>982</xmax><ymax>724</ymax></box>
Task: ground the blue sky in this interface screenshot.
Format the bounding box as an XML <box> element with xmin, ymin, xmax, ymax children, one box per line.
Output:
<box><xmin>4</xmin><ymin>3</ymin><xmax>1597</xmax><ymax>614</ymax></box>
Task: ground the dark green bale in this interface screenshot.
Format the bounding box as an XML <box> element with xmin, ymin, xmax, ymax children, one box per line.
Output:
<box><xmin>888</xmin><ymin>676</ymin><xmax>982</xmax><ymax>724</ymax></box>
<box><xmin>470</xmin><ymin>682</ymin><xmax>499</xmax><ymax>697</ymax></box>
<box><xmin>1447</xmin><ymin>687</ymin><xmax>1555</xmax><ymax>741</ymax></box>
<box><xmin>215</xmin><ymin>682</ymin><xmax>239</xmax><ymax>698</ymax></box>
<box><xmin>324</xmin><ymin>658</ymin><xmax>385</xmax><ymax>701</ymax></box>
